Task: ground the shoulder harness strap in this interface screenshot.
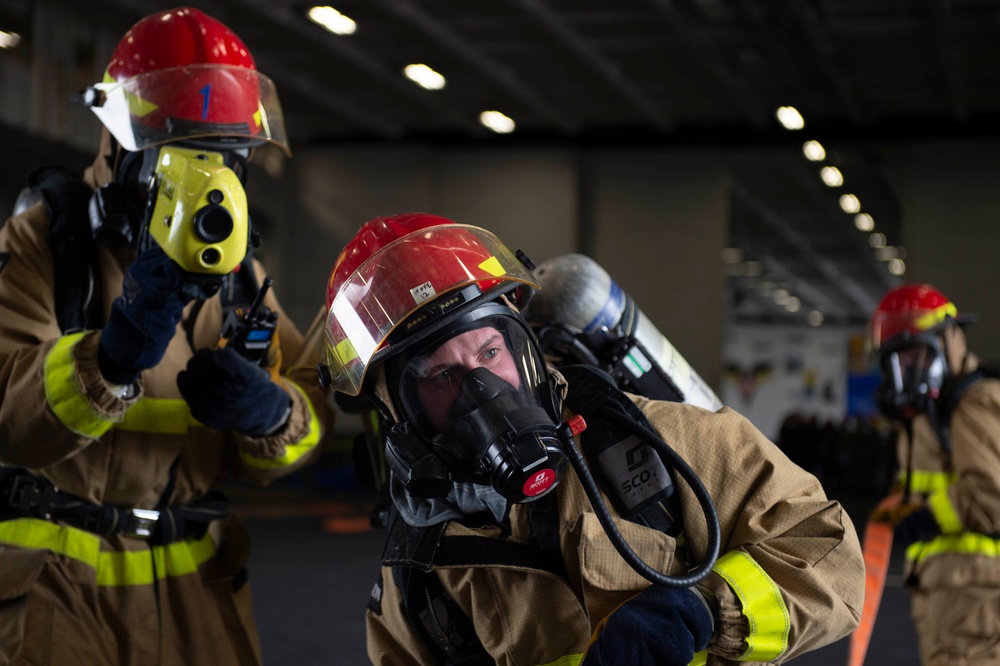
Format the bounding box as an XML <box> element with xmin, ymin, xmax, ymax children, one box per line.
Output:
<box><xmin>24</xmin><ymin>166</ymin><xmax>101</xmax><ymax>333</ymax></box>
<box><xmin>935</xmin><ymin>362</ymin><xmax>1000</xmax><ymax>452</ymax></box>
<box><xmin>381</xmin><ymin>497</ymin><xmax>566</xmax><ymax>664</ymax></box>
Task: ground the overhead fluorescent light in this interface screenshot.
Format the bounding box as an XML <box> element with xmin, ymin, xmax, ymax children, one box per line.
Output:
<box><xmin>839</xmin><ymin>193</ymin><xmax>860</xmax><ymax>214</ymax></box>
<box><xmin>307</xmin><ymin>6</ymin><xmax>357</xmax><ymax>35</ymax></box>
<box><xmin>0</xmin><ymin>30</ymin><xmax>21</xmax><ymax>49</ymax></box>
<box><xmin>784</xmin><ymin>296</ymin><xmax>801</xmax><ymax>313</ymax></box>
<box><xmin>802</xmin><ymin>140</ymin><xmax>825</xmax><ymax>161</ymax></box>
<box><xmin>869</xmin><ymin>232</ymin><xmax>886</xmax><ymax>248</ymax></box>
<box><xmin>480</xmin><ymin>110</ymin><xmax>515</xmax><ymax>134</ymax></box>
<box><xmin>888</xmin><ymin>258</ymin><xmax>906</xmax><ymax>276</ymax></box>
<box><xmin>403</xmin><ymin>63</ymin><xmax>446</xmax><ymax>90</ymax></box>
<box><xmin>820</xmin><ymin>166</ymin><xmax>843</xmax><ymax>187</ymax></box>
<box><xmin>807</xmin><ymin>310</ymin><xmax>824</xmax><ymax>326</ymax></box>
<box><xmin>854</xmin><ymin>213</ymin><xmax>874</xmax><ymax>231</ymax></box>
<box><xmin>776</xmin><ymin>106</ymin><xmax>804</xmax><ymax>130</ymax></box>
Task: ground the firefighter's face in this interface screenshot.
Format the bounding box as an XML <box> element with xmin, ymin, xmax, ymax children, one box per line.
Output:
<box><xmin>412</xmin><ymin>326</ymin><xmax>521</xmax><ymax>433</ymax></box>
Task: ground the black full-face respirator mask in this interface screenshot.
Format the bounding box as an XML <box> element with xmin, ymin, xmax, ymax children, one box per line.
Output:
<box><xmin>89</xmin><ymin>138</ymin><xmax>255</xmax><ymax>299</ymax></box>
<box><xmin>876</xmin><ymin>332</ymin><xmax>949</xmax><ymax>422</ymax></box>
<box><xmin>380</xmin><ymin>300</ymin><xmax>568</xmax><ymax>505</ymax></box>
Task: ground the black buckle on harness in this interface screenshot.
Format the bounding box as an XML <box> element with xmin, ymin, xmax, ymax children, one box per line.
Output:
<box><xmin>7</xmin><ymin>474</ymin><xmax>57</xmax><ymax>516</ymax></box>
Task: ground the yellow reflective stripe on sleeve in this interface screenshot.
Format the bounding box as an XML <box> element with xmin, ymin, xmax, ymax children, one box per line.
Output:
<box><xmin>899</xmin><ymin>469</ymin><xmax>956</xmax><ymax>495</ymax></box>
<box><xmin>0</xmin><ymin>518</ymin><xmax>218</xmax><ymax>586</ymax></box>
<box><xmin>44</xmin><ymin>333</ymin><xmax>116</xmax><ymax>439</ymax></box>
<box><xmin>905</xmin><ymin>532</ymin><xmax>1000</xmax><ymax>563</ymax></box>
<box><xmin>712</xmin><ymin>550</ymin><xmax>790</xmax><ymax>662</ymax></box>
<box><xmin>688</xmin><ymin>650</ymin><xmax>708</xmax><ymax>666</ymax></box>
<box><xmin>927</xmin><ymin>489</ymin><xmax>963</xmax><ymax>534</ymax></box>
<box><xmin>115</xmin><ymin>398</ymin><xmax>201</xmax><ymax>434</ymax></box>
<box><xmin>239</xmin><ymin>379</ymin><xmax>321</xmax><ymax>470</ymax></box>
<box><xmin>536</xmin><ymin>655</ymin><xmax>583</xmax><ymax>666</ymax></box>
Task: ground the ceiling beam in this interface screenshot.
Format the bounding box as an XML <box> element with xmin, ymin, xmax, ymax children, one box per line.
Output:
<box><xmin>509</xmin><ymin>0</ymin><xmax>672</xmax><ymax>130</ymax></box>
<box><xmin>729</xmin><ymin>0</ymin><xmax>826</xmax><ymax>117</ymax></box>
<box><xmin>778</xmin><ymin>153</ymin><xmax>898</xmax><ymax>294</ymax></box>
<box><xmin>265</xmin><ymin>63</ymin><xmax>405</xmax><ymax>139</ymax></box>
<box><xmin>236</xmin><ymin>0</ymin><xmax>486</xmax><ymax>135</ymax></box>
<box><xmin>648</xmin><ymin>0</ymin><xmax>767</xmax><ymax>129</ymax></box>
<box><xmin>728</xmin><ymin>242</ymin><xmax>853</xmax><ymax>321</ymax></box>
<box><xmin>931</xmin><ymin>0</ymin><xmax>967</xmax><ymax>123</ymax></box>
<box><xmin>370</xmin><ymin>0</ymin><xmax>578</xmax><ymax>133</ymax></box>
<box><xmin>732</xmin><ymin>179</ymin><xmax>880</xmax><ymax>314</ymax></box>
<box><xmin>783</xmin><ymin>0</ymin><xmax>865</xmax><ymax>125</ymax></box>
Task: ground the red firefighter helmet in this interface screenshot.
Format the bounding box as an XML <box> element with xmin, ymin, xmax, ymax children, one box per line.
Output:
<box><xmin>82</xmin><ymin>7</ymin><xmax>289</xmax><ymax>154</ymax></box>
<box><xmin>323</xmin><ymin>213</ymin><xmax>541</xmax><ymax>396</ymax></box>
<box><xmin>869</xmin><ymin>284</ymin><xmax>965</xmax><ymax>351</ymax></box>
<box><xmin>870</xmin><ymin>284</ymin><xmax>978</xmax><ymax>419</ymax></box>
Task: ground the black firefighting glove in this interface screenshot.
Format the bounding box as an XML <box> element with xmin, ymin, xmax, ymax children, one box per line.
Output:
<box><xmin>99</xmin><ymin>244</ymin><xmax>190</xmax><ymax>385</ymax></box>
<box><xmin>582</xmin><ymin>585</ymin><xmax>713</xmax><ymax>666</ymax></box>
<box><xmin>177</xmin><ymin>347</ymin><xmax>290</xmax><ymax>436</ymax></box>
<box><xmin>894</xmin><ymin>506</ymin><xmax>941</xmax><ymax>549</ymax></box>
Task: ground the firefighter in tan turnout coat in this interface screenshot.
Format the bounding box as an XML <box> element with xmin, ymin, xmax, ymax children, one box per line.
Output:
<box><xmin>871</xmin><ymin>284</ymin><xmax>1000</xmax><ymax>665</ymax></box>
<box><xmin>321</xmin><ymin>212</ymin><xmax>865</xmax><ymax>665</ymax></box>
<box><xmin>0</xmin><ymin>7</ymin><xmax>332</xmax><ymax>665</ymax></box>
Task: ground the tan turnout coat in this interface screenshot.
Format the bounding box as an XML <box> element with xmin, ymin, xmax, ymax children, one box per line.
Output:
<box><xmin>895</xmin><ymin>342</ymin><xmax>1000</xmax><ymax>666</ymax></box>
<box><xmin>367</xmin><ymin>397</ymin><xmax>865</xmax><ymax>665</ymax></box>
<box><xmin>0</xmin><ymin>146</ymin><xmax>333</xmax><ymax>665</ymax></box>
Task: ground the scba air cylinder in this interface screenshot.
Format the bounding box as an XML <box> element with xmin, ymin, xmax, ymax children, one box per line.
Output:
<box><xmin>528</xmin><ymin>253</ymin><xmax>723</xmax><ymax>412</ymax></box>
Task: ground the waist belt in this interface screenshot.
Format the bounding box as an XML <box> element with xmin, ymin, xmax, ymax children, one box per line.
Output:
<box><xmin>0</xmin><ymin>468</ymin><xmax>228</xmax><ymax>545</ymax></box>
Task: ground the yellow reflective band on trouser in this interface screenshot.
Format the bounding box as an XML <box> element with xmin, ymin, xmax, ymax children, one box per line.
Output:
<box><xmin>239</xmin><ymin>379</ymin><xmax>321</xmax><ymax>470</ymax></box>
<box><xmin>44</xmin><ymin>333</ymin><xmax>116</xmax><ymax>439</ymax></box>
<box><xmin>689</xmin><ymin>650</ymin><xmax>708</xmax><ymax>666</ymax></box>
<box><xmin>905</xmin><ymin>532</ymin><xmax>1000</xmax><ymax>564</ymax></box>
<box><xmin>899</xmin><ymin>469</ymin><xmax>957</xmax><ymax>496</ymax></box>
<box><xmin>711</xmin><ymin>550</ymin><xmax>790</xmax><ymax>662</ymax></box>
<box><xmin>927</xmin><ymin>488</ymin><xmax>963</xmax><ymax>534</ymax></box>
<box><xmin>536</xmin><ymin>655</ymin><xmax>583</xmax><ymax>666</ymax></box>
<box><xmin>0</xmin><ymin>518</ymin><xmax>218</xmax><ymax>586</ymax></box>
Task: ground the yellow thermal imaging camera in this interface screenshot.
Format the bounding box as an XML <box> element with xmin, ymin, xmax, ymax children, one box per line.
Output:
<box><xmin>145</xmin><ymin>145</ymin><xmax>249</xmax><ymax>283</ymax></box>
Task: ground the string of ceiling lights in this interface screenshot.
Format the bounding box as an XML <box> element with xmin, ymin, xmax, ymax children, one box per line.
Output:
<box><xmin>308</xmin><ymin>7</ymin><xmax>894</xmax><ymax>328</ymax></box>
<box><xmin>307</xmin><ymin>5</ymin><xmax>516</xmax><ymax>134</ymax></box>
<box><xmin>776</xmin><ymin>105</ymin><xmax>906</xmax><ymax>279</ymax></box>
<box><xmin>725</xmin><ymin>105</ymin><xmax>904</xmax><ymax>327</ymax></box>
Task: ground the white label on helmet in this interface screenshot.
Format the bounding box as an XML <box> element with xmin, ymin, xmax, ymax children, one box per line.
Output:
<box><xmin>410</xmin><ymin>281</ymin><xmax>437</xmax><ymax>304</ymax></box>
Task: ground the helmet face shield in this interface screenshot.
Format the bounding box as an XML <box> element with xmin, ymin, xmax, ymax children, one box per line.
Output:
<box><xmin>324</xmin><ymin>224</ymin><xmax>541</xmax><ymax>396</ymax></box>
<box><xmin>86</xmin><ymin>65</ymin><xmax>288</xmax><ymax>154</ymax></box>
